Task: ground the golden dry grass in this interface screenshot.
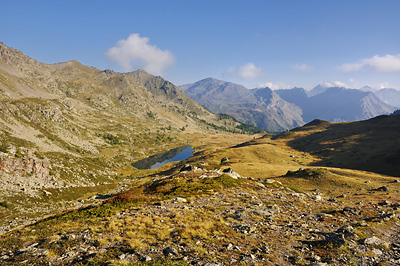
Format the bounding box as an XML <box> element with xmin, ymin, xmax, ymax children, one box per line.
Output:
<box><xmin>1</xmin><ymin>118</ymin><xmax>399</xmax><ymax>265</ymax></box>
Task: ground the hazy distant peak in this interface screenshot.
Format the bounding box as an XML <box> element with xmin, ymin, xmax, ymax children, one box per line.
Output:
<box><xmin>320</xmin><ymin>81</ymin><xmax>349</xmax><ymax>89</ymax></box>
<box><xmin>193</xmin><ymin>77</ymin><xmax>242</xmax><ymax>88</ymax></box>
<box><xmin>310</xmin><ymin>81</ymin><xmax>350</xmax><ymax>96</ymax></box>
<box><xmin>180</xmin><ymin>78</ymin><xmax>304</xmax><ymax>131</ymax></box>
<box><xmin>252</xmin><ymin>86</ymin><xmax>273</xmax><ymax>99</ymax></box>
<box><xmin>201</xmin><ymin>77</ymin><xmax>218</xmax><ymax>82</ymax></box>
<box><xmin>289</xmin><ymin>87</ymin><xmax>310</xmax><ymax>95</ymax></box>
<box><xmin>377</xmin><ymin>88</ymin><xmax>399</xmax><ymax>92</ymax></box>
<box><xmin>374</xmin><ymin>88</ymin><xmax>400</xmax><ymax>108</ymax></box>
<box><xmin>359</xmin><ymin>86</ymin><xmax>375</xmax><ymax>92</ymax></box>
<box><xmin>320</xmin><ymin>86</ymin><xmax>370</xmax><ymax>97</ymax></box>
<box><xmin>253</xmin><ymin>85</ymin><xmax>271</xmax><ymax>90</ymax></box>
<box><xmin>180</xmin><ymin>78</ymin><xmax>250</xmax><ymax>97</ymax></box>
<box><xmin>275</xmin><ymin>87</ymin><xmax>311</xmax><ymax>101</ymax></box>
<box><xmin>324</xmin><ymin>86</ymin><xmax>349</xmax><ymax>92</ymax></box>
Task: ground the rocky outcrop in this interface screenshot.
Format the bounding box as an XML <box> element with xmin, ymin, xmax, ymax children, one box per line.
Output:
<box><xmin>0</xmin><ymin>151</ymin><xmax>58</xmax><ymax>197</ymax></box>
<box><xmin>0</xmin><ymin>155</ymin><xmax>51</xmax><ymax>178</ymax></box>
<box><xmin>1</xmin><ymin>168</ymin><xmax>399</xmax><ymax>265</ymax></box>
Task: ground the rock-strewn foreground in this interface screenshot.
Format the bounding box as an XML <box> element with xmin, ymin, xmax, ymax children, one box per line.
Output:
<box><xmin>0</xmin><ymin>163</ymin><xmax>399</xmax><ymax>265</ymax></box>
<box><xmin>1</xmin><ymin>42</ymin><xmax>400</xmax><ymax>265</ymax></box>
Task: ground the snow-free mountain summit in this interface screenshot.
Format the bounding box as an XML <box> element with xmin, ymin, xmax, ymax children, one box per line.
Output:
<box><xmin>180</xmin><ymin>78</ymin><xmax>305</xmax><ymax>132</ymax></box>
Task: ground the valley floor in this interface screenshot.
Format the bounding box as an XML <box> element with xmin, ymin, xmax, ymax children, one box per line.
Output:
<box><xmin>0</xmin><ymin>132</ymin><xmax>400</xmax><ymax>265</ymax></box>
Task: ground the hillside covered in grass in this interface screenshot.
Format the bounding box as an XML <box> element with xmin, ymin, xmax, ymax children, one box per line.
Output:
<box><xmin>0</xmin><ymin>42</ymin><xmax>400</xmax><ymax>265</ymax></box>
<box><xmin>1</xmin><ymin>126</ymin><xmax>400</xmax><ymax>265</ymax></box>
<box><xmin>274</xmin><ymin>116</ymin><xmax>400</xmax><ymax>177</ymax></box>
<box><xmin>0</xmin><ymin>42</ymin><xmax>262</xmax><ymax>233</ymax></box>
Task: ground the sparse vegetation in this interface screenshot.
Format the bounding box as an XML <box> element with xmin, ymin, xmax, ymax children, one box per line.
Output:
<box><xmin>102</xmin><ymin>133</ymin><xmax>121</xmax><ymax>145</ymax></box>
<box><xmin>0</xmin><ymin>142</ymin><xmax>8</xmax><ymax>153</ymax></box>
<box><xmin>147</xmin><ymin>111</ymin><xmax>156</xmax><ymax>119</ymax></box>
<box><xmin>0</xmin><ymin>201</ymin><xmax>9</xmax><ymax>208</ymax></box>
<box><xmin>0</xmin><ymin>42</ymin><xmax>399</xmax><ymax>266</ymax></box>
<box><xmin>284</xmin><ymin>168</ymin><xmax>329</xmax><ymax>178</ymax></box>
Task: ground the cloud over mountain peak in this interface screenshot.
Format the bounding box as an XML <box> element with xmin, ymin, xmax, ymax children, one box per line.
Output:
<box><xmin>105</xmin><ymin>33</ymin><xmax>175</xmax><ymax>75</ymax></box>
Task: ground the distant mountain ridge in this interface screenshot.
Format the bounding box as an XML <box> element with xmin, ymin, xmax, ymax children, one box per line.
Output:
<box><xmin>180</xmin><ymin>78</ymin><xmax>305</xmax><ymax>132</ymax></box>
<box><xmin>276</xmin><ymin>86</ymin><xmax>396</xmax><ymax>123</ymax></box>
<box><xmin>374</xmin><ymin>88</ymin><xmax>400</xmax><ymax>108</ymax></box>
<box><xmin>274</xmin><ymin>87</ymin><xmax>310</xmax><ymax>110</ymax></box>
<box><xmin>180</xmin><ymin>78</ymin><xmax>395</xmax><ymax>131</ymax></box>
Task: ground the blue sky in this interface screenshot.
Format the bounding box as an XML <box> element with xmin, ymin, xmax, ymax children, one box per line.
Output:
<box><xmin>1</xmin><ymin>0</ymin><xmax>400</xmax><ymax>90</ymax></box>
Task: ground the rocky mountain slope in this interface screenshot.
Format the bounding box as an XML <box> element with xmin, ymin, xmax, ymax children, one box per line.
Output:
<box><xmin>0</xmin><ymin>121</ymin><xmax>399</xmax><ymax>265</ymax></box>
<box><xmin>181</xmin><ymin>79</ymin><xmax>395</xmax><ymax>132</ymax></box>
<box><xmin>0</xmin><ymin>41</ymin><xmax>259</xmax><ymax>232</ymax></box>
<box><xmin>274</xmin><ymin>87</ymin><xmax>311</xmax><ymax>109</ymax></box>
<box><xmin>180</xmin><ymin>78</ymin><xmax>305</xmax><ymax>132</ymax></box>
<box><xmin>0</xmin><ymin>41</ymin><xmax>259</xmax><ymax>155</ymax></box>
<box><xmin>1</xmin><ymin>42</ymin><xmax>400</xmax><ymax>266</ymax></box>
<box><xmin>374</xmin><ymin>88</ymin><xmax>400</xmax><ymax>108</ymax></box>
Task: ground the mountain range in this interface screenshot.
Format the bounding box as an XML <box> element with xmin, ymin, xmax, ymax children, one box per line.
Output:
<box><xmin>276</xmin><ymin>86</ymin><xmax>396</xmax><ymax>123</ymax></box>
<box><xmin>0</xmin><ymin>42</ymin><xmax>255</xmax><ymax>158</ymax></box>
<box><xmin>1</xmin><ymin>41</ymin><xmax>400</xmax><ymax>265</ymax></box>
<box><xmin>179</xmin><ymin>78</ymin><xmax>304</xmax><ymax>132</ymax></box>
<box><xmin>0</xmin><ymin>41</ymin><xmax>271</xmax><ymax>235</ymax></box>
<box><xmin>180</xmin><ymin>79</ymin><xmax>397</xmax><ymax>131</ymax></box>
<box><xmin>0</xmin><ymin>41</ymin><xmax>261</xmax><ymax>228</ymax></box>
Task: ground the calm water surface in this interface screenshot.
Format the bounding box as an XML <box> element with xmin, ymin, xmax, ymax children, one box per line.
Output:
<box><xmin>132</xmin><ymin>145</ymin><xmax>193</xmax><ymax>170</ymax></box>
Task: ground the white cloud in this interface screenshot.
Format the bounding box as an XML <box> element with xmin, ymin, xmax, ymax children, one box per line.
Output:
<box><xmin>340</xmin><ymin>54</ymin><xmax>400</xmax><ymax>72</ymax></box>
<box><xmin>226</xmin><ymin>63</ymin><xmax>263</xmax><ymax>80</ymax></box>
<box><xmin>105</xmin><ymin>33</ymin><xmax>175</xmax><ymax>74</ymax></box>
<box><xmin>292</xmin><ymin>63</ymin><xmax>312</xmax><ymax>71</ymax></box>
<box><xmin>320</xmin><ymin>81</ymin><xmax>350</xmax><ymax>88</ymax></box>
<box><xmin>257</xmin><ymin>82</ymin><xmax>291</xmax><ymax>90</ymax></box>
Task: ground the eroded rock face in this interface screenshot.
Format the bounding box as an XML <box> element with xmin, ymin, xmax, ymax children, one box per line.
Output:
<box><xmin>0</xmin><ymin>155</ymin><xmax>51</xmax><ymax>178</ymax></box>
<box><xmin>0</xmin><ymin>151</ymin><xmax>58</xmax><ymax>197</ymax></box>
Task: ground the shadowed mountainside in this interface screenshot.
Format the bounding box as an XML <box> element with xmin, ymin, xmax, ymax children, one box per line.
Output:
<box><xmin>274</xmin><ymin>115</ymin><xmax>400</xmax><ymax>177</ymax></box>
<box><xmin>1</xmin><ymin>41</ymin><xmax>400</xmax><ymax>266</ymax></box>
<box><xmin>1</xmin><ymin>117</ymin><xmax>399</xmax><ymax>265</ymax></box>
